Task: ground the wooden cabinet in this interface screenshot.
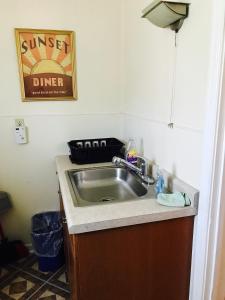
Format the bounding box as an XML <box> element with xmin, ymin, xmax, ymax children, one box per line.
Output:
<box><xmin>59</xmin><ymin>195</ymin><xmax>78</xmax><ymax>300</ymax></box>
<box><xmin>59</xmin><ymin>197</ymin><xmax>194</xmax><ymax>300</ymax></box>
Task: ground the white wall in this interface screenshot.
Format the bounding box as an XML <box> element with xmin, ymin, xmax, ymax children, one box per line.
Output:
<box><xmin>121</xmin><ymin>0</ymin><xmax>212</xmax><ymax>188</ymax></box>
<box><xmin>0</xmin><ymin>0</ymin><xmax>123</xmax><ymax>243</ymax></box>
<box><xmin>0</xmin><ymin>0</ymin><xmax>214</xmax><ymax>246</ymax></box>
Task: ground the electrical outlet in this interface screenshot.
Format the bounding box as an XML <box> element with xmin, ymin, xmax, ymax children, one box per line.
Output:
<box><xmin>15</xmin><ymin>126</ymin><xmax>28</xmax><ymax>144</ymax></box>
<box><xmin>15</xmin><ymin>119</ymin><xmax>25</xmax><ymax>127</ymax></box>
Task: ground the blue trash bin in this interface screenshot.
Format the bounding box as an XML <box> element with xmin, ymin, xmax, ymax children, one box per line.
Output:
<box><xmin>31</xmin><ymin>211</ymin><xmax>64</xmax><ymax>272</ymax></box>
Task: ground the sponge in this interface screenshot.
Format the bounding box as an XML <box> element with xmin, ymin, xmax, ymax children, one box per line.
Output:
<box><xmin>157</xmin><ymin>192</ymin><xmax>191</xmax><ymax>207</ymax></box>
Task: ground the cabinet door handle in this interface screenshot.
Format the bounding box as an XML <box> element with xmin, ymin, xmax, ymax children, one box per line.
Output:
<box><xmin>62</xmin><ymin>217</ymin><xmax>67</xmax><ymax>224</ymax></box>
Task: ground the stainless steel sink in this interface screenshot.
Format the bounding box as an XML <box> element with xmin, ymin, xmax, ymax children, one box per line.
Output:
<box><xmin>67</xmin><ymin>166</ymin><xmax>149</xmax><ymax>207</ymax></box>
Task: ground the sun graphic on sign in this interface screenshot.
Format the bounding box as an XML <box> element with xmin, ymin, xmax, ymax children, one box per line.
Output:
<box><xmin>19</xmin><ymin>33</ymin><xmax>73</xmax><ymax>77</ymax></box>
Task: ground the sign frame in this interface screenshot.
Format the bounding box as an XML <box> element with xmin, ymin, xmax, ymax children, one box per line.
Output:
<box><xmin>15</xmin><ymin>28</ymin><xmax>77</xmax><ymax>101</ymax></box>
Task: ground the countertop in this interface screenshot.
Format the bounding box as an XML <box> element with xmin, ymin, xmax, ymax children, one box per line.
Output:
<box><xmin>56</xmin><ymin>155</ymin><xmax>199</xmax><ymax>234</ymax></box>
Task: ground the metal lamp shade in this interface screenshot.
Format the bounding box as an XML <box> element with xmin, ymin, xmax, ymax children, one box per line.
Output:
<box><xmin>142</xmin><ymin>1</ymin><xmax>189</xmax><ymax>32</ymax></box>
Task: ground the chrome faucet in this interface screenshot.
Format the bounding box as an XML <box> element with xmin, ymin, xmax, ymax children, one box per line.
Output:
<box><xmin>112</xmin><ymin>156</ymin><xmax>154</xmax><ymax>185</ymax></box>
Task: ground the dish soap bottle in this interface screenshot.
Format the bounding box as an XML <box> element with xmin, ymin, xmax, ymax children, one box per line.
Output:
<box><xmin>126</xmin><ymin>139</ymin><xmax>138</xmax><ymax>165</ymax></box>
<box><xmin>155</xmin><ymin>170</ymin><xmax>164</xmax><ymax>196</ymax></box>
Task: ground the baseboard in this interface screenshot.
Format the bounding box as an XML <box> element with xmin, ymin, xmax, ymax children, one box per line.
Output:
<box><xmin>25</xmin><ymin>243</ymin><xmax>34</xmax><ymax>254</ymax></box>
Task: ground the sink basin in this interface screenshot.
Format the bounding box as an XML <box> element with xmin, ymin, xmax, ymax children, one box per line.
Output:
<box><xmin>67</xmin><ymin>166</ymin><xmax>148</xmax><ymax>206</ymax></box>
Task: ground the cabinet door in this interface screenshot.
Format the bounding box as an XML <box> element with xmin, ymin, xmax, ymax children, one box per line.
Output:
<box><xmin>59</xmin><ymin>193</ymin><xmax>70</xmax><ymax>283</ymax></box>
<box><xmin>75</xmin><ymin>217</ymin><xmax>194</xmax><ymax>300</ymax></box>
<box><xmin>59</xmin><ymin>193</ymin><xmax>78</xmax><ymax>300</ymax></box>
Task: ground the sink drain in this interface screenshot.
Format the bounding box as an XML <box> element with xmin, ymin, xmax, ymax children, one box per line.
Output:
<box><xmin>99</xmin><ymin>197</ymin><xmax>115</xmax><ymax>202</ymax></box>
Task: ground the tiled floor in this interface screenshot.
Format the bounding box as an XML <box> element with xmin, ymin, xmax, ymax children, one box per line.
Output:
<box><xmin>0</xmin><ymin>254</ymin><xmax>70</xmax><ymax>300</ymax></box>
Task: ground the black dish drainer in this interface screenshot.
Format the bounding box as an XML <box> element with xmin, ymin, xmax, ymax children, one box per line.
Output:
<box><xmin>68</xmin><ymin>138</ymin><xmax>124</xmax><ymax>164</ymax></box>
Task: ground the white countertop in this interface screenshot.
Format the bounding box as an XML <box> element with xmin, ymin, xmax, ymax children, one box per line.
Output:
<box><xmin>56</xmin><ymin>155</ymin><xmax>198</xmax><ymax>234</ymax></box>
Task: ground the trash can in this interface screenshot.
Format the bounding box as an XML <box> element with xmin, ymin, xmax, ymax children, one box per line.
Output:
<box><xmin>31</xmin><ymin>211</ymin><xmax>64</xmax><ymax>272</ymax></box>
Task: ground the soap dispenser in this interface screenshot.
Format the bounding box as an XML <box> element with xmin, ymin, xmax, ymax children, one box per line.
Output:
<box><xmin>155</xmin><ymin>170</ymin><xmax>165</xmax><ymax>196</ymax></box>
<box><xmin>126</xmin><ymin>139</ymin><xmax>138</xmax><ymax>165</ymax></box>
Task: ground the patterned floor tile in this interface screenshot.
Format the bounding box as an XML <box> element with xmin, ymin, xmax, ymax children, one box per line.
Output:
<box><xmin>12</xmin><ymin>254</ymin><xmax>62</xmax><ymax>282</ymax></box>
<box><xmin>0</xmin><ymin>271</ymin><xmax>43</xmax><ymax>300</ymax></box>
<box><xmin>29</xmin><ymin>284</ymin><xmax>70</xmax><ymax>300</ymax></box>
<box><xmin>9</xmin><ymin>254</ymin><xmax>35</xmax><ymax>270</ymax></box>
<box><xmin>48</xmin><ymin>266</ymin><xmax>70</xmax><ymax>292</ymax></box>
<box><xmin>0</xmin><ymin>265</ymin><xmax>18</xmax><ymax>285</ymax></box>
<box><xmin>22</xmin><ymin>255</ymin><xmax>56</xmax><ymax>281</ymax></box>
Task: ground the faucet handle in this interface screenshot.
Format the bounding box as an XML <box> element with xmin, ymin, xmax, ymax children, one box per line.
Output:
<box><xmin>112</xmin><ymin>156</ymin><xmax>122</xmax><ymax>165</ymax></box>
<box><xmin>136</xmin><ymin>156</ymin><xmax>148</xmax><ymax>176</ymax></box>
<box><xmin>136</xmin><ymin>155</ymin><xmax>147</xmax><ymax>163</ymax></box>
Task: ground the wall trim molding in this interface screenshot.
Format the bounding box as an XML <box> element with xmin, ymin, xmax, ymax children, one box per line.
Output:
<box><xmin>0</xmin><ymin>112</ymin><xmax>123</xmax><ymax>118</ymax></box>
<box><xmin>123</xmin><ymin>112</ymin><xmax>203</xmax><ymax>133</ymax></box>
<box><xmin>0</xmin><ymin>111</ymin><xmax>202</xmax><ymax>134</ymax></box>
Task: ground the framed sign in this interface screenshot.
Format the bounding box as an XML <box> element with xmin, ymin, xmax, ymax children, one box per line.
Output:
<box><xmin>15</xmin><ymin>28</ymin><xmax>77</xmax><ymax>101</ymax></box>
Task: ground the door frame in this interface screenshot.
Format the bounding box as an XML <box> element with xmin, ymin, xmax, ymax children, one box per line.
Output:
<box><xmin>189</xmin><ymin>1</ymin><xmax>225</xmax><ymax>299</ymax></box>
